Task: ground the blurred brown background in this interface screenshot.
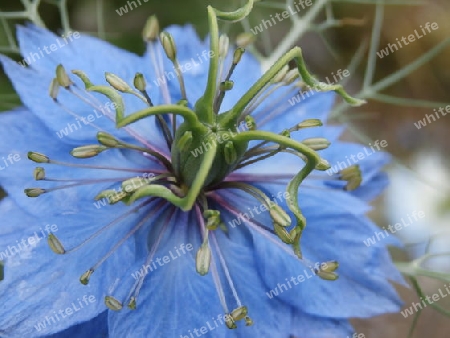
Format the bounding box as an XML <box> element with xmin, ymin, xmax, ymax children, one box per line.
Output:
<box><xmin>0</xmin><ymin>0</ymin><xmax>449</xmax><ymax>337</ymax></box>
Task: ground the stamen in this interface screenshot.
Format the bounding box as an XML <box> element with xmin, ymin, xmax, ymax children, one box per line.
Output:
<box><xmin>142</xmin><ymin>15</ymin><xmax>159</xmax><ymax>42</ymax></box>
<box><xmin>314</xmin><ymin>260</ymin><xmax>339</xmax><ymax>281</ymax></box>
<box><xmin>28</xmin><ymin>151</ymin><xmax>49</xmax><ymax>163</ymax></box>
<box><xmin>203</xmin><ymin>209</ymin><xmax>222</xmax><ymax>230</ymax></box>
<box><xmin>105</xmin><ymin>72</ymin><xmax>149</xmax><ymax>105</ymax></box>
<box><xmin>79</xmin><ymin>199</ymin><xmax>163</xmax><ymax>285</ymax></box>
<box><xmin>211</xmin><ymin>231</ymin><xmax>254</xmax><ymax>328</ymax></box>
<box><xmin>195</xmin><ymin>206</ymin><xmax>229</xmax><ymax>314</ymax></box>
<box><xmin>65</xmin><ymin>72</ymin><xmax>164</xmax><ymax>155</ymax></box>
<box><xmin>52</xmin><ymin>95</ymin><xmax>104</xmax><ymax>133</ymax></box>
<box><xmin>160</xmin><ymin>31</ymin><xmax>189</xmax><ymax>135</ymax></box>
<box><xmin>213</xmin><ymin>182</ymin><xmax>292</xmax><ymax>237</ymax></box>
<box><xmin>48</xmin><ymin>77</ymin><xmax>59</xmax><ymax>100</ymax></box>
<box><xmin>216</xmin><ymin>34</ymin><xmax>230</xmax><ymax>88</ymax></box>
<box><xmin>239</xmin><ymin>83</ymin><xmax>285</xmax><ymax>122</ymax></box>
<box><xmin>210</xmin><ymin>232</ymin><xmax>242</xmax><ymax>307</ymax></box>
<box><xmin>160</xmin><ymin>32</ymin><xmax>187</xmax><ymax>100</ymax></box>
<box><xmin>213</xmin><ymin>48</ymin><xmax>244</xmax><ymax>113</ymax></box>
<box><xmin>70</xmin><ymin>144</ymin><xmax>108</xmax><ymax>158</ymax></box>
<box><xmin>238</xmin><ymin>66</ymin><xmax>292</xmax><ymax>121</ymax></box>
<box><xmin>25</xmin><ymin>176</ymin><xmax>143</xmax><ymax>197</ymax></box>
<box><xmin>339</xmin><ymin>165</ymin><xmax>362</xmax><ymax>191</ymax></box>
<box><xmin>96</xmin><ymin>131</ymin><xmax>120</xmax><ymax>148</ymax></box>
<box><xmin>226</xmin><ymin>172</ymin><xmax>299</xmax><ymax>183</ymax></box>
<box><xmin>236</xmin><ymin>145</ymin><xmax>281</xmax><ymax>169</ymax></box>
<box><xmin>106</xmin><ymin>136</ymin><xmax>173</xmax><ymax>171</ymax></box>
<box><xmin>80</xmin><ymin>269</ymin><xmax>94</xmax><ymax>285</ymax></box>
<box><xmin>125</xmin><ymin>205</ymin><xmax>175</xmax><ymax>308</ymax></box>
<box><xmin>316</xmin><ymin>270</ymin><xmax>339</xmax><ymax>281</ymax></box>
<box><xmin>105</xmin><ymin>296</ymin><xmax>123</xmax><ymax>311</ymax></box>
<box><xmin>210</xmin><ymin>192</ymin><xmax>313</xmax><ymax>268</ymax></box>
<box><xmin>47</xmin><ymin>233</ymin><xmax>65</xmax><ymax>254</ymax></box>
<box><xmin>33</xmin><ymin>167</ymin><xmax>45</xmax><ymax>180</ymax></box>
<box><xmin>133</xmin><ymin>73</ymin><xmax>173</xmax><ymax>149</ymax></box>
<box><xmin>40</xmin><ymin>176</ymin><xmax>135</xmax><ymax>183</ymax></box>
<box><xmin>255</xmin><ymin>87</ymin><xmax>300</xmax><ymax>127</ymax></box>
<box><xmin>63</xmin><ymin>200</ymin><xmax>152</xmax><ymax>255</ymax></box>
<box><xmin>239</xmin><ymin>118</ymin><xmax>326</xmax><ymax>168</ymax></box>
<box><xmin>121</xmin><ymin>173</ymin><xmax>173</xmax><ymax>194</ymax></box>
<box><xmin>28</xmin><ymin>151</ymin><xmax>164</xmax><ymax>174</ymax></box>
<box><xmin>56</xmin><ymin>75</ymin><xmax>164</xmax><ymax>169</ymax></box>
<box><xmin>194</xmin><ymin>205</ymin><xmax>211</xmax><ymax>275</ymax></box>
<box><xmin>235</xmin><ymin>32</ymin><xmax>255</xmax><ymax>49</ymax></box>
<box><xmin>144</xmin><ymin>23</ymin><xmax>172</xmax><ymax>105</ymax></box>
<box><xmin>143</xmin><ymin>17</ymin><xmax>179</xmax><ymax>142</ymax></box>
<box><xmin>301</xmin><ymin>137</ymin><xmax>331</xmax><ymax>151</ymax></box>
<box><xmin>55</xmin><ymin>64</ymin><xmax>73</xmax><ymax>88</ymax></box>
<box><xmin>24</xmin><ymin>188</ymin><xmax>46</xmax><ymax>197</ymax></box>
<box><xmin>133</xmin><ymin>73</ymin><xmax>152</xmax><ymax>105</ymax></box>
<box><xmin>95</xmin><ymin>131</ymin><xmax>172</xmax><ymax>169</ymax></box>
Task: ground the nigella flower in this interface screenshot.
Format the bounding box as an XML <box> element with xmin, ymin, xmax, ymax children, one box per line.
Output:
<box><xmin>0</xmin><ymin>4</ymin><xmax>405</xmax><ymax>338</ymax></box>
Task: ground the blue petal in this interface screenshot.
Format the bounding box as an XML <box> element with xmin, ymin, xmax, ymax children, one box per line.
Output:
<box><xmin>108</xmin><ymin>208</ymin><xmax>228</xmax><ymax>338</ymax></box>
<box><xmin>3</xmin><ymin>25</ymin><xmax>168</xmax><ymax>150</ymax></box>
<box><xmin>216</xmin><ymin>189</ymin><xmax>402</xmax><ymax>319</ymax></box>
<box><xmin>0</xmin><ymin>197</ymin><xmax>140</xmax><ymax>337</ymax></box>
<box><xmin>212</xmin><ymin>227</ymin><xmax>293</xmax><ymax>338</ymax></box>
<box><xmin>322</xmin><ymin>142</ymin><xmax>391</xmax><ymax>182</ymax></box>
<box><xmin>253</xmin><ymin>210</ymin><xmax>403</xmax><ymax>318</ymax></box>
<box><xmin>256</xmin><ymin>90</ymin><xmax>336</xmax><ymax>136</ymax></box>
<box><xmin>290</xmin><ymin>311</ymin><xmax>355</xmax><ymax>338</ymax></box>
<box><xmin>47</xmin><ymin>312</ymin><xmax>108</xmax><ymax>338</ymax></box>
<box><xmin>0</xmin><ymin>108</ymin><xmax>163</xmax><ymax>217</ymax></box>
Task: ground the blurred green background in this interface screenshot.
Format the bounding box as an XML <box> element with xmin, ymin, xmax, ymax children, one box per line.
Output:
<box><xmin>0</xmin><ymin>0</ymin><xmax>449</xmax><ymax>337</ymax></box>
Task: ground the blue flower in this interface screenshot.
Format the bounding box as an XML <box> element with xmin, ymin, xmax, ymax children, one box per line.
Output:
<box><xmin>0</xmin><ymin>19</ymin><xmax>404</xmax><ymax>338</ymax></box>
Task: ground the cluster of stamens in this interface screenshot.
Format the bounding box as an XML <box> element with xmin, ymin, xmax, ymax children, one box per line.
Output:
<box><xmin>23</xmin><ymin>1</ymin><xmax>363</xmax><ymax>329</ymax></box>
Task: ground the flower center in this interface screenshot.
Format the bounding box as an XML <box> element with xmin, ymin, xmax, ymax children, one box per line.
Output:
<box><xmin>171</xmin><ymin>123</ymin><xmax>249</xmax><ymax>189</ymax></box>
